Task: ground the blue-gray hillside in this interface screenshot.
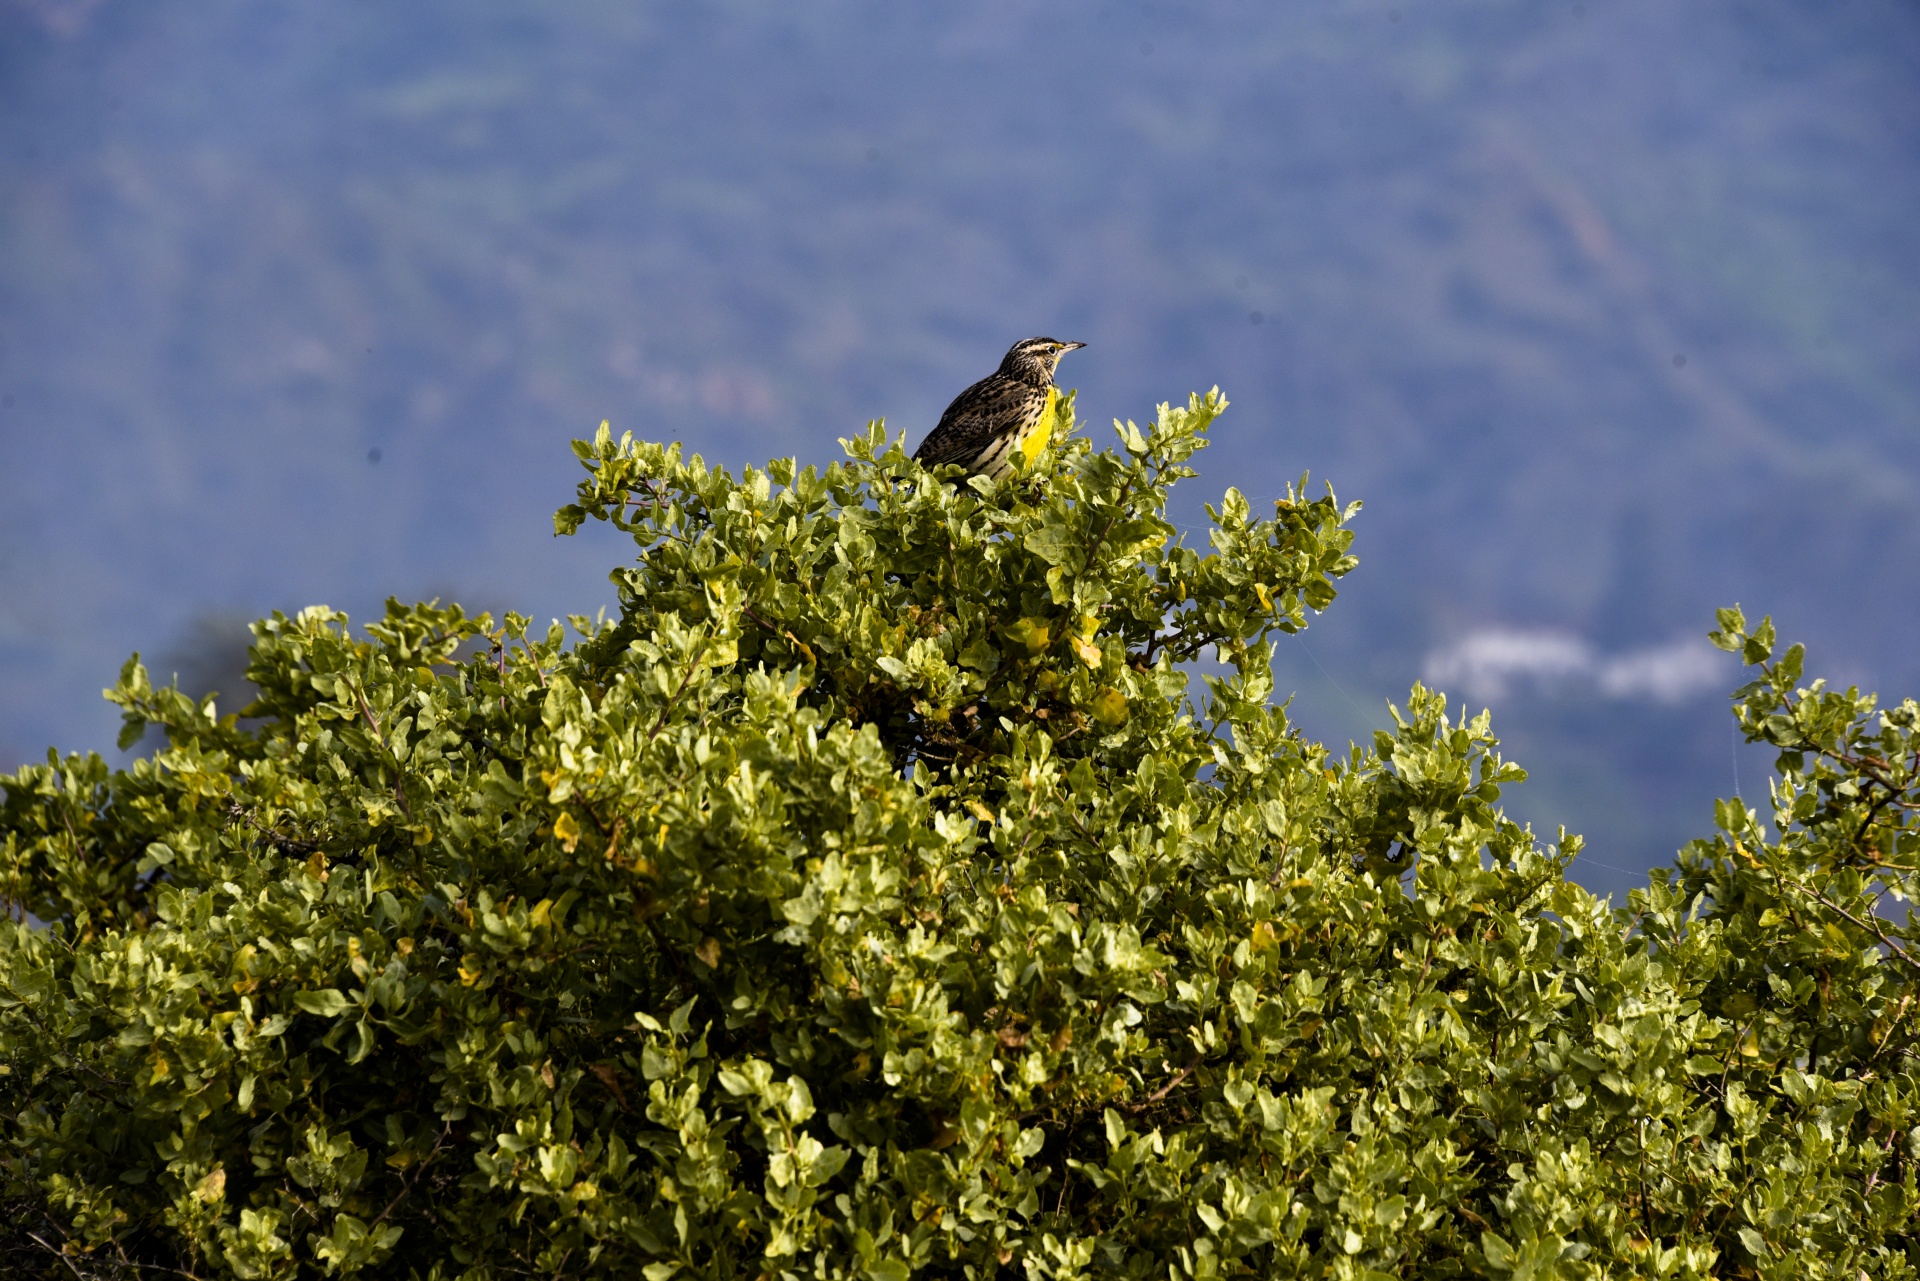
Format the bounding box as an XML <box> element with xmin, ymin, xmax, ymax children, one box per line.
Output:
<box><xmin>1</xmin><ymin>0</ymin><xmax>1915</xmax><ymax>892</ymax></box>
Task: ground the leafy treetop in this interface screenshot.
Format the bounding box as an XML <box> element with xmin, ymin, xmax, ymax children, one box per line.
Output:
<box><xmin>0</xmin><ymin>394</ymin><xmax>1917</xmax><ymax>1281</ymax></box>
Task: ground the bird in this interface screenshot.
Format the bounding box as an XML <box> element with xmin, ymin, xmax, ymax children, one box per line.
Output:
<box><xmin>913</xmin><ymin>337</ymin><xmax>1086</xmax><ymax>480</ymax></box>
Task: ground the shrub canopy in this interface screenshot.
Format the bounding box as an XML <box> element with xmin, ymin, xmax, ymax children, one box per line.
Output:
<box><xmin>3</xmin><ymin>393</ymin><xmax>1919</xmax><ymax>1280</ymax></box>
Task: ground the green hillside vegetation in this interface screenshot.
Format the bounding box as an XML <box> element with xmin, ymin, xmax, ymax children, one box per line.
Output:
<box><xmin>2</xmin><ymin>397</ymin><xmax>1917</xmax><ymax>1278</ymax></box>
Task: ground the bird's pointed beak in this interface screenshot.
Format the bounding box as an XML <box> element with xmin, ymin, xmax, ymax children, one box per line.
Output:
<box><xmin>1061</xmin><ymin>341</ymin><xmax>1086</xmax><ymax>353</ymax></box>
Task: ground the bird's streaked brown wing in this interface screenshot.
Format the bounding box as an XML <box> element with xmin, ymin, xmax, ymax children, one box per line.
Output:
<box><xmin>913</xmin><ymin>373</ymin><xmax>1046</xmax><ymax>470</ymax></box>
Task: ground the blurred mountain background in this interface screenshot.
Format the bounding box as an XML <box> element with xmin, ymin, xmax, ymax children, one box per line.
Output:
<box><xmin>2</xmin><ymin>0</ymin><xmax>1916</xmax><ymax>897</ymax></box>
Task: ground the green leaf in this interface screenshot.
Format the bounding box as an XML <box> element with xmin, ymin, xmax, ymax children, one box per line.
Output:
<box><xmin>1481</xmin><ymin>1231</ymin><xmax>1515</xmax><ymax>1269</ymax></box>
<box><xmin>1024</xmin><ymin>521</ymin><xmax>1079</xmax><ymax>568</ymax></box>
<box><xmin>294</xmin><ymin>989</ymin><xmax>351</xmax><ymax>1018</ymax></box>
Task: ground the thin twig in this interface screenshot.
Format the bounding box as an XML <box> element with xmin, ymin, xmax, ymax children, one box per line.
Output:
<box><xmin>1868</xmin><ymin>994</ymin><xmax>1915</xmax><ymax>1066</ymax></box>
<box><xmin>1082</xmin><ymin>474</ymin><xmax>1140</xmax><ymax>570</ymax></box>
<box><xmin>349</xmin><ymin>682</ymin><xmax>411</xmax><ymax>816</ymax></box>
<box><xmin>647</xmin><ymin>637</ymin><xmax>714</xmax><ymax>741</ymax></box>
<box><xmin>1773</xmin><ymin>873</ymin><xmax>1920</xmax><ymax>977</ymax></box>
<box><xmin>1128</xmin><ymin>1055</ymin><xmax>1201</xmax><ymax>1110</ymax></box>
<box><xmin>351</xmin><ymin>684</ymin><xmax>385</xmax><ymax>746</ymax></box>
<box><xmin>25</xmin><ymin>1233</ymin><xmax>85</xmax><ymax>1281</ymax></box>
<box><xmin>368</xmin><ymin>1123</ymin><xmax>452</xmax><ymax>1236</ymax></box>
<box><xmin>1142</xmin><ymin>625</ymin><xmax>1187</xmax><ymax>666</ymax></box>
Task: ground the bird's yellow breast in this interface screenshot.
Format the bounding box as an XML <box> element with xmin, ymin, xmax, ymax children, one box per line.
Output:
<box><xmin>1018</xmin><ymin>386</ymin><xmax>1058</xmax><ymax>467</ymax></box>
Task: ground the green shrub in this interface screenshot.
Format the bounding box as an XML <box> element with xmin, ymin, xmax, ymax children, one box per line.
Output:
<box><xmin>2</xmin><ymin>391</ymin><xmax>1917</xmax><ymax>1279</ymax></box>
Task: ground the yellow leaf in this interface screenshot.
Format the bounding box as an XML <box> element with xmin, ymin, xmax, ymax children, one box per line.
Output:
<box><xmin>695</xmin><ymin>937</ymin><xmax>721</xmax><ymax>968</ymax></box>
<box><xmin>1004</xmin><ymin>616</ymin><xmax>1052</xmax><ymax>654</ymax></box>
<box><xmin>966</xmin><ymin>799</ymin><xmax>997</xmax><ymax>824</ymax></box>
<box><xmin>1070</xmin><ymin>636</ymin><xmax>1103</xmax><ymax>670</ymax></box>
<box><xmin>531</xmin><ymin>898</ymin><xmax>554</xmax><ymax>928</ymax></box>
<box><xmin>1090</xmin><ymin>687</ymin><xmax>1129</xmax><ymax>728</ymax></box>
<box><xmin>458</xmin><ymin>955</ymin><xmax>485</xmax><ymax>987</ymax></box>
<box><xmin>553</xmin><ymin>810</ymin><xmax>581</xmax><ymax>853</ymax></box>
<box><xmin>193</xmin><ymin>1168</ymin><xmax>226</xmax><ymax>1204</ymax></box>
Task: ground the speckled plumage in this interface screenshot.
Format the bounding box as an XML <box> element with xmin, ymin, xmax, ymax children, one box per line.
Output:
<box><xmin>914</xmin><ymin>337</ymin><xmax>1085</xmax><ymax>480</ymax></box>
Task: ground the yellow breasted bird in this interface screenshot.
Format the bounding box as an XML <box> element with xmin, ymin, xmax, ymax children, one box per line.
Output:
<box><xmin>913</xmin><ymin>337</ymin><xmax>1086</xmax><ymax>480</ymax></box>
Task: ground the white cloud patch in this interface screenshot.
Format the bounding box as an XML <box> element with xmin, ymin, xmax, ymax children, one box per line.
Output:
<box><xmin>1422</xmin><ymin>629</ymin><xmax>1729</xmax><ymax>705</ymax></box>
